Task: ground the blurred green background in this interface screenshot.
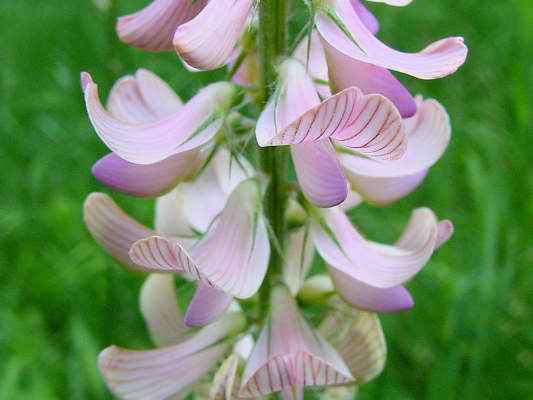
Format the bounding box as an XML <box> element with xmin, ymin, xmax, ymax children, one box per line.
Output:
<box><xmin>1</xmin><ymin>0</ymin><xmax>532</xmax><ymax>399</ymax></box>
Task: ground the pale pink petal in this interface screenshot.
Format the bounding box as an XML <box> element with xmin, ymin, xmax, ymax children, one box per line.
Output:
<box><xmin>130</xmin><ymin>179</ymin><xmax>270</xmax><ymax>299</ymax></box>
<box><xmin>365</xmin><ymin>0</ymin><xmax>412</xmax><ymax>6</ymax></box>
<box><xmin>210</xmin><ymin>354</ymin><xmax>240</xmax><ymax>400</ymax></box>
<box><xmin>312</xmin><ymin>207</ymin><xmax>441</xmax><ymax>288</ymax></box>
<box><xmin>316</xmin><ymin>0</ymin><xmax>467</xmax><ymax>79</ymax></box>
<box><xmin>320</xmin><ymin>300</ymin><xmax>386</xmax><ymax>383</ymax></box>
<box><xmin>291</xmin><ymin>141</ymin><xmax>348</xmax><ymax>207</ymax></box>
<box><xmin>240</xmin><ymin>286</ymin><xmax>354</xmax><ymax>398</ymax></box>
<box><xmin>82</xmin><ymin>72</ymin><xmax>236</xmax><ymax>164</ymax></box>
<box><xmin>329</xmin><ymin>268</ymin><xmax>414</xmax><ymax>312</ymax></box>
<box><xmin>155</xmin><ymin>188</ymin><xmax>196</xmax><ymax>239</ymax></box>
<box><xmin>212</xmin><ymin>147</ymin><xmax>256</xmax><ymax>196</ymax></box>
<box><xmin>92</xmin><ymin>150</ymin><xmax>201</xmax><ymax>197</ymax></box>
<box><xmin>339</xmin><ymin>97</ymin><xmax>451</xmax><ymax>204</ymax></box>
<box><xmin>293</xmin><ymin>31</ymin><xmax>332</xmax><ymax>97</ymax></box>
<box><xmin>83</xmin><ymin>193</ymin><xmax>153</xmax><ymax>268</ymax></box>
<box><xmin>230</xmin><ymin>53</ymin><xmax>260</xmax><ymax>88</ymax></box>
<box><xmin>189</xmin><ymin>179</ymin><xmax>270</xmax><ymax>298</ymax></box>
<box><xmin>256</xmin><ymin>60</ymin><xmax>406</xmax><ymax>161</ymax></box>
<box><xmin>173</xmin><ymin>0</ymin><xmax>253</xmax><ymax>70</ymax></box>
<box><xmin>185</xmin><ymin>283</ymin><xmax>233</xmax><ymax>327</ymax></box>
<box><xmin>436</xmin><ymin>220</ymin><xmax>454</xmax><ymax>249</ymax></box>
<box><xmin>282</xmin><ymin>226</ymin><xmax>316</xmax><ymax>296</ymax></box>
<box><xmin>99</xmin><ymin>313</ymin><xmax>244</xmax><ymax>400</ymax></box>
<box><xmin>116</xmin><ymin>0</ymin><xmax>207</xmax><ymax>51</ymax></box>
<box><xmin>140</xmin><ymin>274</ymin><xmax>189</xmax><ymax>347</ymax></box>
<box><xmin>351</xmin><ymin>0</ymin><xmax>379</xmax><ymax>34</ymax></box>
<box><xmin>107</xmin><ymin>69</ymin><xmax>182</xmax><ymax>122</ymax></box>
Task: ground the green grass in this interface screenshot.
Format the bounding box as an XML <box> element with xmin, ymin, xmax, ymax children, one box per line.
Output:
<box><xmin>1</xmin><ymin>1</ymin><xmax>531</xmax><ymax>399</ymax></box>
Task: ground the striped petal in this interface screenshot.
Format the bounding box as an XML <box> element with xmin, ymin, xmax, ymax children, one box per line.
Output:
<box><xmin>282</xmin><ymin>226</ymin><xmax>316</xmax><ymax>296</ymax></box>
<box><xmin>319</xmin><ymin>300</ymin><xmax>386</xmax><ymax>383</ymax></box>
<box><xmin>329</xmin><ymin>268</ymin><xmax>414</xmax><ymax>312</ymax></box>
<box><xmin>339</xmin><ymin>97</ymin><xmax>451</xmax><ymax>204</ymax></box>
<box><xmin>185</xmin><ymin>283</ymin><xmax>233</xmax><ymax>327</ymax></box>
<box><xmin>140</xmin><ymin>274</ymin><xmax>190</xmax><ymax>347</ymax></box>
<box><xmin>210</xmin><ymin>354</ymin><xmax>241</xmax><ymax>400</ymax></box>
<box><xmin>83</xmin><ymin>193</ymin><xmax>153</xmax><ymax>268</ymax></box>
<box><xmin>99</xmin><ymin>313</ymin><xmax>244</xmax><ymax>400</ymax></box>
<box><xmin>116</xmin><ymin>0</ymin><xmax>207</xmax><ymax>51</ymax></box>
<box><xmin>130</xmin><ymin>179</ymin><xmax>270</xmax><ymax>299</ymax></box>
<box><xmin>256</xmin><ymin>59</ymin><xmax>406</xmax><ymax>161</ymax></box>
<box><xmin>292</xmin><ymin>141</ymin><xmax>348</xmax><ymax>208</ymax></box>
<box><xmin>312</xmin><ymin>207</ymin><xmax>442</xmax><ymax>288</ymax></box>
<box><xmin>81</xmin><ymin>72</ymin><xmax>236</xmax><ymax>164</ymax></box>
<box><xmin>239</xmin><ymin>286</ymin><xmax>354</xmax><ymax>398</ymax></box>
<box><xmin>107</xmin><ymin>69</ymin><xmax>183</xmax><ymax>122</ymax></box>
<box><xmin>173</xmin><ymin>0</ymin><xmax>253</xmax><ymax>70</ymax></box>
<box><xmin>316</xmin><ymin>0</ymin><xmax>467</xmax><ymax>79</ymax></box>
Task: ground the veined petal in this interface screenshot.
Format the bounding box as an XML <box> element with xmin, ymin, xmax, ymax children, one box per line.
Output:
<box><xmin>240</xmin><ymin>286</ymin><xmax>354</xmax><ymax>398</ymax></box>
<box><xmin>140</xmin><ymin>274</ymin><xmax>189</xmax><ymax>347</ymax></box>
<box><xmin>82</xmin><ymin>72</ymin><xmax>236</xmax><ymax>164</ymax></box>
<box><xmin>339</xmin><ymin>97</ymin><xmax>451</xmax><ymax>204</ymax></box>
<box><xmin>210</xmin><ymin>354</ymin><xmax>240</xmax><ymax>400</ymax></box>
<box><xmin>173</xmin><ymin>0</ymin><xmax>253</xmax><ymax>70</ymax></box>
<box><xmin>282</xmin><ymin>226</ymin><xmax>316</xmax><ymax>296</ymax></box>
<box><xmin>189</xmin><ymin>179</ymin><xmax>270</xmax><ymax>298</ymax></box>
<box><xmin>83</xmin><ymin>193</ymin><xmax>153</xmax><ymax>268</ymax></box>
<box><xmin>365</xmin><ymin>0</ymin><xmax>412</xmax><ymax>6</ymax></box>
<box><xmin>116</xmin><ymin>0</ymin><xmax>207</xmax><ymax>51</ymax></box>
<box><xmin>257</xmin><ymin>59</ymin><xmax>406</xmax><ymax>161</ymax></box>
<box><xmin>130</xmin><ymin>179</ymin><xmax>270</xmax><ymax>298</ymax></box>
<box><xmin>323</xmin><ymin>41</ymin><xmax>417</xmax><ymax>118</ymax></box>
<box><xmin>185</xmin><ymin>283</ymin><xmax>233</xmax><ymax>327</ymax></box>
<box><xmin>291</xmin><ymin>141</ymin><xmax>348</xmax><ymax>208</ymax></box>
<box><xmin>338</xmin><ymin>190</ymin><xmax>363</xmax><ymax>212</ymax></box>
<box><xmin>293</xmin><ymin>31</ymin><xmax>332</xmax><ymax>97</ymax></box>
<box><xmin>92</xmin><ymin>150</ymin><xmax>201</xmax><ymax>197</ymax></box>
<box><xmin>312</xmin><ymin>207</ymin><xmax>441</xmax><ymax>288</ymax></box>
<box><xmin>212</xmin><ymin>147</ymin><xmax>255</xmax><ymax>196</ymax></box>
<box><xmin>317</xmin><ymin>0</ymin><xmax>467</xmax><ymax>79</ymax></box>
<box><xmin>319</xmin><ymin>300</ymin><xmax>386</xmax><ymax>383</ymax></box>
<box><xmin>351</xmin><ymin>0</ymin><xmax>379</xmax><ymax>34</ymax></box>
<box><xmin>107</xmin><ymin>69</ymin><xmax>183</xmax><ymax>123</ymax></box>
<box><xmin>329</xmin><ymin>268</ymin><xmax>414</xmax><ymax>312</ymax></box>
<box><xmin>99</xmin><ymin>313</ymin><xmax>244</xmax><ymax>400</ymax></box>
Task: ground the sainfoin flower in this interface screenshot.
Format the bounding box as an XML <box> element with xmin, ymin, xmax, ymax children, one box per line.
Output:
<box><xmin>80</xmin><ymin>0</ymin><xmax>467</xmax><ymax>398</ymax></box>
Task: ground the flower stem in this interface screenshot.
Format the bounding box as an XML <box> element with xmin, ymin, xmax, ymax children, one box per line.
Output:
<box><xmin>257</xmin><ymin>0</ymin><xmax>289</xmax><ymax>321</ymax></box>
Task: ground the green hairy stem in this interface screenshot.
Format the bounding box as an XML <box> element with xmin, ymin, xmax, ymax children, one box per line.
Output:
<box><xmin>257</xmin><ymin>0</ymin><xmax>289</xmax><ymax>321</ymax></box>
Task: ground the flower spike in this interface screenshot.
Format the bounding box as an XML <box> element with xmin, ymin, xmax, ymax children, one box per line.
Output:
<box><xmin>316</xmin><ymin>0</ymin><xmax>468</xmax><ymax>79</ymax></box>
<box><xmin>240</xmin><ymin>286</ymin><xmax>354</xmax><ymax>398</ymax></box>
<box><xmin>116</xmin><ymin>0</ymin><xmax>207</xmax><ymax>51</ymax></box>
<box><xmin>173</xmin><ymin>0</ymin><xmax>253</xmax><ymax>70</ymax></box>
